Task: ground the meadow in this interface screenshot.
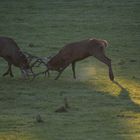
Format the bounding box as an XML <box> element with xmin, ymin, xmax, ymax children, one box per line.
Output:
<box><xmin>0</xmin><ymin>0</ymin><xmax>140</xmax><ymax>140</ymax></box>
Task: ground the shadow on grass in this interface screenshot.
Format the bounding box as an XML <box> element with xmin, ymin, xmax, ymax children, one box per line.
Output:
<box><xmin>113</xmin><ymin>80</ymin><xmax>140</xmax><ymax>112</ymax></box>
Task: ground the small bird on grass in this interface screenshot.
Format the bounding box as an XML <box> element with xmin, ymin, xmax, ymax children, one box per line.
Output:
<box><xmin>36</xmin><ymin>114</ymin><xmax>44</xmax><ymax>123</ymax></box>
<box><xmin>28</xmin><ymin>43</ymin><xmax>34</xmax><ymax>47</ymax></box>
<box><xmin>55</xmin><ymin>106</ymin><xmax>67</xmax><ymax>113</ymax></box>
<box><xmin>55</xmin><ymin>97</ymin><xmax>70</xmax><ymax>113</ymax></box>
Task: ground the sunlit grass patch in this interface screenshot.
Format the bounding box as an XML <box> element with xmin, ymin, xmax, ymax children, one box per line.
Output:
<box><xmin>116</xmin><ymin>78</ymin><xmax>140</xmax><ymax>105</ymax></box>
<box><xmin>117</xmin><ymin>110</ymin><xmax>140</xmax><ymax>140</ymax></box>
<box><xmin>0</xmin><ymin>132</ymin><xmax>34</xmax><ymax>140</ymax></box>
<box><xmin>79</xmin><ymin>66</ymin><xmax>140</xmax><ymax>105</ymax></box>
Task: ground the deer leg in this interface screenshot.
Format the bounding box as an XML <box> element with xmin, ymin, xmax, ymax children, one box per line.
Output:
<box><xmin>54</xmin><ymin>61</ymin><xmax>70</xmax><ymax>80</ymax></box>
<box><xmin>3</xmin><ymin>69</ymin><xmax>9</xmax><ymax>76</ymax></box>
<box><xmin>72</xmin><ymin>62</ymin><xmax>76</xmax><ymax>79</ymax></box>
<box><xmin>94</xmin><ymin>54</ymin><xmax>114</xmax><ymax>81</ymax></box>
<box><xmin>55</xmin><ymin>69</ymin><xmax>65</xmax><ymax>80</ymax></box>
<box><xmin>3</xmin><ymin>63</ymin><xmax>13</xmax><ymax>77</ymax></box>
<box><xmin>9</xmin><ymin>64</ymin><xmax>14</xmax><ymax>77</ymax></box>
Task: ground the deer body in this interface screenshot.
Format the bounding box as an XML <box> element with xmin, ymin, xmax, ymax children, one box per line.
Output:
<box><xmin>45</xmin><ymin>38</ymin><xmax>114</xmax><ymax>81</ymax></box>
<box><xmin>0</xmin><ymin>36</ymin><xmax>31</xmax><ymax>77</ymax></box>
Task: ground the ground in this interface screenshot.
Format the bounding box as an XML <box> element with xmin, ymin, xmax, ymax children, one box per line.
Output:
<box><xmin>0</xmin><ymin>0</ymin><xmax>140</xmax><ymax>140</ymax></box>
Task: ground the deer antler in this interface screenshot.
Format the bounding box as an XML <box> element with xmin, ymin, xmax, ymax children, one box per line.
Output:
<box><xmin>32</xmin><ymin>69</ymin><xmax>49</xmax><ymax>80</ymax></box>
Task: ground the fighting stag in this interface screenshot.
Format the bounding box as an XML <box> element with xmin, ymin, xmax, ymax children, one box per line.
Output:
<box><xmin>0</xmin><ymin>36</ymin><xmax>33</xmax><ymax>78</ymax></box>
<box><xmin>33</xmin><ymin>38</ymin><xmax>114</xmax><ymax>81</ymax></box>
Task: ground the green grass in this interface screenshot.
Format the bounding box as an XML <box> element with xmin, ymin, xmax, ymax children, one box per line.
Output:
<box><xmin>0</xmin><ymin>0</ymin><xmax>140</xmax><ymax>140</ymax></box>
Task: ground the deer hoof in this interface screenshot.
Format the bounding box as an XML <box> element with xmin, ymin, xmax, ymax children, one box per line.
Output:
<box><xmin>110</xmin><ymin>74</ymin><xmax>114</xmax><ymax>81</ymax></box>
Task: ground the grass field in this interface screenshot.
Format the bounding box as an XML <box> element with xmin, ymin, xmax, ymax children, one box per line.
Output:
<box><xmin>0</xmin><ymin>0</ymin><xmax>140</xmax><ymax>140</ymax></box>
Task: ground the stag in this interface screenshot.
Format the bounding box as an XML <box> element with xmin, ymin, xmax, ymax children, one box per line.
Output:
<box><xmin>0</xmin><ymin>36</ymin><xmax>32</xmax><ymax>78</ymax></box>
<box><xmin>34</xmin><ymin>38</ymin><xmax>114</xmax><ymax>81</ymax></box>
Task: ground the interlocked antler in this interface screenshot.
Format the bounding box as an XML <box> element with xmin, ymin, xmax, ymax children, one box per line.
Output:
<box><xmin>32</xmin><ymin>68</ymin><xmax>49</xmax><ymax>80</ymax></box>
<box><xmin>31</xmin><ymin>57</ymin><xmax>51</xmax><ymax>79</ymax></box>
<box><xmin>23</xmin><ymin>52</ymin><xmax>52</xmax><ymax>79</ymax></box>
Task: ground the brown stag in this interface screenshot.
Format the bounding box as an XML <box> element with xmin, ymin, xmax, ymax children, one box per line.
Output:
<box><xmin>0</xmin><ymin>36</ymin><xmax>32</xmax><ymax>78</ymax></box>
<box><xmin>34</xmin><ymin>38</ymin><xmax>114</xmax><ymax>81</ymax></box>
